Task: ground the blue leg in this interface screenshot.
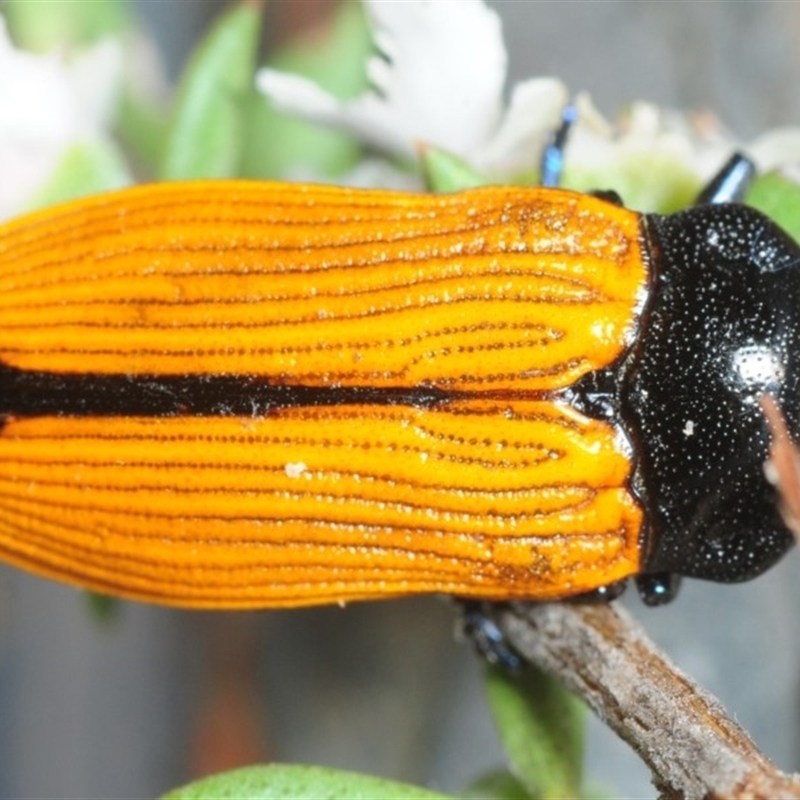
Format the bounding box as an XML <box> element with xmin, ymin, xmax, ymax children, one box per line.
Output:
<box><xmin>695</xmin><ymin>153</ymin><xmax>756</xmax><ymax>204</ymax></box>
<box><xmin>458</xmin><ymin>601</ymin><xmax>522</xmax><ymax>670</ymax></box>
<box><xmin>540</xmin><ymin>105</ymin><xmax>577</xmax><ymax>188</ymax></box>
<box><xmin>541</xmin><ymin>106</ymin><xmax>624</xmax><ymax>206</ymax></box>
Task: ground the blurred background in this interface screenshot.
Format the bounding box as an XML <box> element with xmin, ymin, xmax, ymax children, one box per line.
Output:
<box><xmin>2</xmin><ymin>1</ymin><xmax>800</xmax><ymax>797</ymax></box>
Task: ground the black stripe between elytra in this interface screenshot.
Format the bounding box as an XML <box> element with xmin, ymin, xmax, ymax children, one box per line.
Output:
<box><xmin>0</xmin><ymin>363</ymin><xmax>455</xmax><ymax>418</ymax></box>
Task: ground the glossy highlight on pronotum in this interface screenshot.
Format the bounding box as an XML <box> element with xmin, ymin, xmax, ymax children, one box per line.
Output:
<box><xmin>0</xmin><ymin>152</ymin><xmax>798</xmax><ymax>608</ymax></box>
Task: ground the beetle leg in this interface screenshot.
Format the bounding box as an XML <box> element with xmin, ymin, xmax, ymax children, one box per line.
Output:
<box><xmin>541</xmin><ymin>106</ymin><xmax>627</xmax><ymax>209</ymax></box>
<box><xmin>457</xmin><ymin>580</ymin><xmax>627</xmax><ymax>668</ymax></box>
<box><xmin>540</xmin><ymin>105</ymin><xmax>577</xmax><ymax>187</ymax></box>
<box><xmin>589</xmin><ymin>188</ymin><xmax>624</xmax><ymax>206</ymax></box>
<box><xmin>571</xmin><ymin>579</ymin><xmax>628</xmax><ymax>603</ymax></box>
<box><xmin>456</xmin><ymin>601</ymin><xmax>522</xmax><ymax>670</ymax></box>
<box><xmin>635</xmin><ymin>572</ymin><xmax>682</xmax><ymax>606</ymax></box>
<box><xmin>694</xmin><ymin>153</ymin><xmax>756</xmax><ymax>204</ymax></box>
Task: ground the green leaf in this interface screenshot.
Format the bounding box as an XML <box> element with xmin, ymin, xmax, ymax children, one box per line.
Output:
<box><xmin>242</xmin><ymin>1</ymin><xmax>370</xmax><ymax>180</ymax></box>
<box><xmin>162</xmin><ymin>764</ymin><xmax>453</xmax><ymax>800</ymax></box>
<box><xmin>159</xmin><ymin>1</ymin><xmax>263</xmax><ymax>180</ymax></box>
<box><xmin>484</xmin><ymin>663</ymin><xmax>585</xmax><ymax>800</ymax></box>
<box><xmin>4</xmin><ymin>0</ymin><xmax>132</xmax><ymax>50</ymax></box>
<box><xmin>461</xmin><ymin>768</ymin><xmax>534</xmax><ymax>800</ymax></box>
<box><xmin>561</xmin><ymin>152</ymin><xmax>701</xmax><ymax>214</ymax></box>
<box><xmin>746</xmin><ymin>172</ymin><xmax>800</xmax><ymax>243</ymax></box>
<box><xmin>25</xmin><ymin>141</ymin><xmax>132</xmax><ymax>212</ymax></box>
<box><xmin>420</xmin><ymin>146</ymin><xmax>488</xmax><ymax>193</ymax></box>
<box><xmin>84</xmin><ymin>592</ymin><xmax>121</xmax><ymax>623</ymax></box>
<box><xmin>117</xmin><ymin>83</ymin><xmax>169</xmax><ymax>178</ymax></box>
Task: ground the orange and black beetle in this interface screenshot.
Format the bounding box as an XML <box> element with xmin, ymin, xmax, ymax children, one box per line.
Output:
<box><xmin>0</xmin><ymin>139</ymin><xmax>796</xmax><ymax>609</ymax></box>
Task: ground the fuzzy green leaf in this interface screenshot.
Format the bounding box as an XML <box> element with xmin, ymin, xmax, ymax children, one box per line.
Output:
<box><xmin>461</xmin><ymin>768</ymin><xmax>534</xmax><ymax>800</ymax></box>
<box><xmin>159</xmin><ymin>1</ymin><xmax>263</xmax><ymax>180</ymax></box>
<box><xmin>243</xmin><ymin>1</ymin><xmax>370</xmax><ymax>179</ymax></box>
<box><xmin>4</xmin><ymin>0</ymin><xmax>132</xmax><ymax>50</ymax></box>
<box><xmin>746</xmin><ymin>172</ymin><xmax>800</xmax><ymax>243</ymax></box>
<box><xmin>484</xmin><ymin>663</ymin><xmax>585</xmax><ymax>800</ymax></box>
<box><xmin>117</xmin><ymin>84</ymin><xmax>168</xmax><ymax>177</ymax></box>
<box><xmin>561</xmin><ymin>153</ymin><xmax>701</xmax><ymax>214</ymax></box>
<box><xmin>25</xmin><ymin>141</ymin><xmax>131</xmax><ymax>212</ymax></box>
<box><xmin>163</xmin><ymin>764</ymin><xmax>452</xmax><ymax>800</ymax></box>
<box><xmin>420</xmin><ymin>146</ymin><xmax>487</xmax><ymax>192</ymax></box>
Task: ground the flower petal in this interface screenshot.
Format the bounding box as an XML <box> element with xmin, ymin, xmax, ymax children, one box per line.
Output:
<box><xmin>0</xmin><ymin>15</ymin><xmax>122</xmax><ymax>218</ymax></box>
<box><xmin>748</xmin><ymin>128</ymin><xmax>800</xmax><ymax>174</ymax></box>
<box><xmin>257</xmin><ymin>0</ymin><xmax>508</xmax><ymax>160</ymax></box>
<box><xmin>476</xmin><ymin>77</ymin><xmax>568</xmax><ymax>176</ymax></box>
<box><xmin>562</xmin><ymin>96</ymin><xmax>734</xmax><ymax>212</ymax></box>
<box><xmin>257</xmin><ymin>68</ymin><xmax>415</xmax><ymax>157</ymax></box>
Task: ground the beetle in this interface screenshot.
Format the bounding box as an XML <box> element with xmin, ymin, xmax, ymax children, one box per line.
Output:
<box><xmin>0</xmin><ymin>142</ymin><xmax>797</xmax><ymax>609</ymax></box>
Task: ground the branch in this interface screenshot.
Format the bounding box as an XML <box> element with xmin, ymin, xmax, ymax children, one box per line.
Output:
<box><xmin>491</xmin><ymin>601</ymin><xmax>800</xmax><ymax>800</ymax></box>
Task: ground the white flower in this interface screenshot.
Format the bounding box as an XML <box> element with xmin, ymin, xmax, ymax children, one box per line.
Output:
<box><xmin>0</xmin><ymin>15</ymin><xmax>122</xmax><ymax>219</ymax></box>
<box><xmin>254</xmin><ymin>0</ymin><xmax>725</xmax><ymax>206</ymax></box>
<box><xmin>257</xmin><ymin>0</ymin><xmax>568</xmax><ymax>181</ymax></box>
<box><xmin>748</xmin><ymin>127</ymin><xmax>800</xmax><ymax>180</ymax></box>
<box><xmin>561</xmin><ymin>96</ymin><xmax>733</xmax><ymax>211</ymax></box>
<box><xmin>565</xmin><ymin>95</ymin><xmax>800</xmax><ymax>211</ymax></box>
<box><xmin>257</xmin><ymin>0</ymin><xmax>800</xmax><ymax>211</ymax></box>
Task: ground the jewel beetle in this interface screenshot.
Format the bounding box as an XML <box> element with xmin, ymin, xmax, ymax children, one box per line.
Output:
<box><xmin>0</xmin><ymin>146</ymin><xmax>798</xmax><ymax>609</ymax></box>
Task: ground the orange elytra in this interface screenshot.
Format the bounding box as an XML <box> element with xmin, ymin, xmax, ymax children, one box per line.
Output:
<box><xmin>0</xmin><ymin>170</ymin><xmax>798</xmax><ymax>608</ymax></box>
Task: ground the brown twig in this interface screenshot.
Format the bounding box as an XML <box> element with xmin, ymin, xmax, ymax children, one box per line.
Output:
<box><xmin>760</xmin><ymin>393</ymin><xmax>800</xmax><ymax>541</ymax></box>
<box><xmin>491</xmin><ymin>601</ymin><xmax>800</xmax><ymax>800</ymax></box>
